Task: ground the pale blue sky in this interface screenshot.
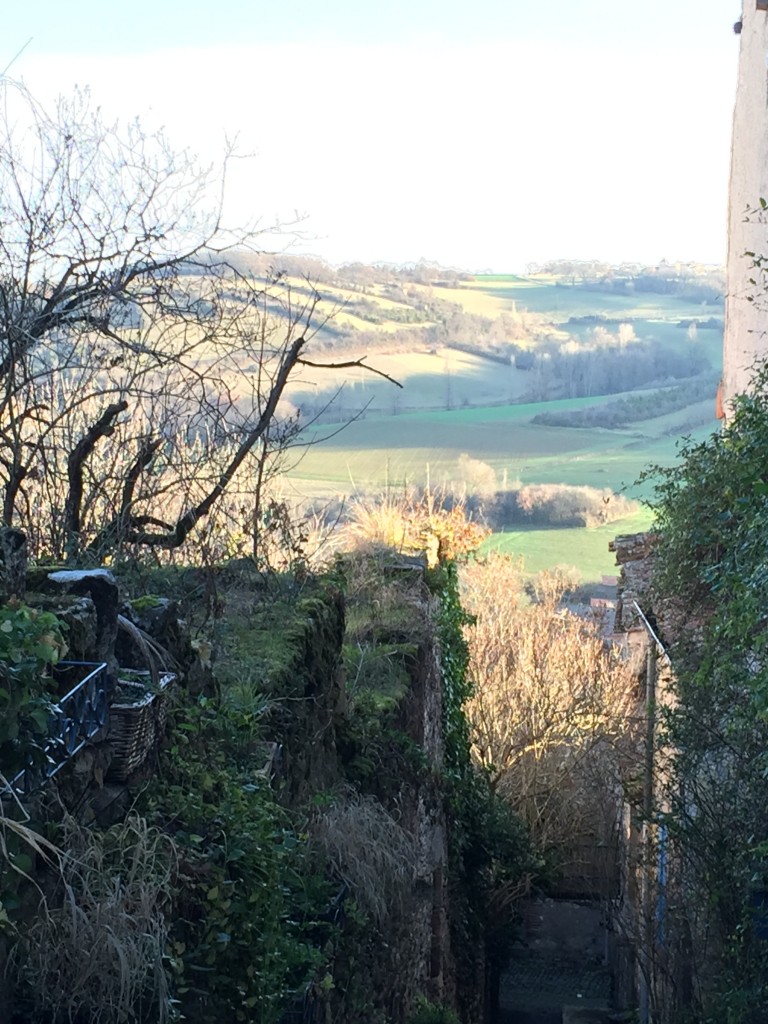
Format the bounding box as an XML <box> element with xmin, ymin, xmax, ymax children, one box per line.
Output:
<box><xmin>3</xmin><ymin>0</ymin><xmax>739</xmax><ymax>270</ymax></box>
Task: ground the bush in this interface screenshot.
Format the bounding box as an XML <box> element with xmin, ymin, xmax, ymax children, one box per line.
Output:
<box><xmin>407</xmin><ymin>996</ymin><xmax>460</xmax><ymax>1024</ymax></box>
<box><xmin>343</xmin><ymin>486</ymin><xmax>489</xmax><ymax>564</ymax></box>
<box><xmin>460</xmin><ymin>557</ymin><xmax>640</xmax><ymax>857</ymax></box>
<box><xmin>140</xmin><ymin>697</ymin><xmax>323</xmax><ymax>1024</ymax></box>
<box><xmin>0</xmin><ymin>603</ymin><xmax>66</xmax><ymax>776</ymax></box>
<box><xmin>487</xmin><ymin>482</ymin><xmax>637</xmax><ymax>529</ymax></box>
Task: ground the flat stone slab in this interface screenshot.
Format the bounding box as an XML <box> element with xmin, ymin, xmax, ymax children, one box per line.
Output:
<box><xmin>48</xmin><ymin>569</ymin><xmax>117</xmax><ymax>584</ymax></box>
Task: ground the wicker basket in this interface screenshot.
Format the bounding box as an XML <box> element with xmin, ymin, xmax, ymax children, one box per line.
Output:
<box><xmin>106</xmin><ymin>671</ymin><xmax>176</xmax><ymax>782</ymax></box>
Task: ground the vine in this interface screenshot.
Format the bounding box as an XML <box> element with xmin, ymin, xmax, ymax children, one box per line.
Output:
<box><xmin>643</xmin><ymin>361</ymin><xmax>768</xmax><ymax>1020</ymax></box>
<box><xmin>431</xmin><ymin>562</ymin><xmax>533</xmax><ymax>1020</ymax></box>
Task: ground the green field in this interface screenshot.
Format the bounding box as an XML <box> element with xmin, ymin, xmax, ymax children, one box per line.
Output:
<box><xmin>481</xmin><ymin>508</ymin><xmax>655</xmax><ymax>582</ymax></box>
<box><xmin>291</xmin><ymin>398</ymin><xmax>717</xmax><ymax>501</ymax></box>
<box><xmin>281</xmin><ymin>270</ymin><xmax>723</xmax><ymax>581</ymax></box>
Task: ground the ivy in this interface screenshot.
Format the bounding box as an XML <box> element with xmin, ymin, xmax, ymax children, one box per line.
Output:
<box><xmin>643</xmin><ymin>362</ymin><xmax>768</xmax><ymax>1020</ymax></box>
<box><xmin>433</xmin><ymin>561</ymin><xmax>474</xmax><ymax>785</ymax></box>
<box><xmin>139</xmin><ymin>699</ymin><xmax>327</xmax><ymax>1024</ymax></box>
<box><xmin>431</xmin><ymin>562</ymin><xmax>534</xmax><ymax>1020</ymax></box>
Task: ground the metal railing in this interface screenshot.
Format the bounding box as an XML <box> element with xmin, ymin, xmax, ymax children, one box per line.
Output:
<box><xmin>633</xmin><ymin>601</ymin><xmax>672</xmax><ymax>667</ymax></box>
<box><xmin>9</xmin><ymin>660</ymin><xmax>109</xmax><ymax>797</ymax></box>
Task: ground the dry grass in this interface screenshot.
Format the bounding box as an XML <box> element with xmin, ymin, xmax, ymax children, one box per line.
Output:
<box><xmin>14</xmin><ymin>814</ymin><xmax>176</xmax><ymax>1024</ymax></box>
<box><xmin>308</xmin><ymin>788</ymin><xmax>417</xmax><ymax>925</ymax></box>
<box><xmin>342</xmin><ymin>485</ymin><xmax>488</xmax><ymax>565</ymax></box>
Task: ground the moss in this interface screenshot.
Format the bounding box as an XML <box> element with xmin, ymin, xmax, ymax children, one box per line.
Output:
<box><xmin>219</xmin><ymin>584</ymin><xmax>343</xmax><ymax>701</ymax></box>
<box><xmin>344</xmin><ymin>641</ymin><xmax>418</xmax><ymax>708</ymax></box>
<box><xmin>128</xmin><ymin>594</ymin><xmax>164</xmax><ymax>612</ymax></box>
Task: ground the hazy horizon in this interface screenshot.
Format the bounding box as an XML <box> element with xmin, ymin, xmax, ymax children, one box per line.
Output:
<box><xmin>3</xmin><ymin>0</ymin><xmax>738</xmax><ymax>271</ymax></box>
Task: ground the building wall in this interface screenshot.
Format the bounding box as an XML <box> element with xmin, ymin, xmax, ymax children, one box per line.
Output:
<box><xmin>724</xmin><ymin>2</ymin><xmax>768</xmax><ymax>407</ymax></box>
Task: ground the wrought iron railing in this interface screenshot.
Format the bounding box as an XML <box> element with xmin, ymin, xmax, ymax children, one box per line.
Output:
<box><xmin>9</xmin><ymin>660</ymin><xmax>109</xmax><ymax>797</ymax></box>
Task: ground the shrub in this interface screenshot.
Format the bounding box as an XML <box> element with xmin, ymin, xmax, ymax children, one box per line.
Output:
<box><xmin>0</xmin><ymin>603</ymin><xmax>66</xmax><ymax>777</ymax></box>
<box><xmin>460</xmin><ymin>557</ymin><xmax>641</xmax><ymax>856</ymax></box>
<box><xmin>407</xmin><ymin>996</ymin><xmax>460</xmax><ymax>1024</ymax></box>
<box><xmin>343</xmin><ymin>486</ymin><xmax>489</xmax><ymax>564</ymax></box>
<box><xmin>140</xmin><ymin>697</ymin><xmax>323</xmax><ymax>1024</ymax></box>
<box><xmin>488</xmin><ymin>482</ymin><xmax>637</xmax><ymax>529</ymax></box>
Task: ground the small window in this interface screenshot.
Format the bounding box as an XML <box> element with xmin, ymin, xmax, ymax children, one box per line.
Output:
<box><xmin>758</xmin><ymin>0</ymin><xmax>768</xmax><ymax>11</ymax></box>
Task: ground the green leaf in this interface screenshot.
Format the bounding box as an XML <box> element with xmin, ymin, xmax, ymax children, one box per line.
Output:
<box><xmin>11</xmin><ymin>852</ymin><xmax>33</xmax><ymax>874</ymax></box>
<box><xmin>29</xmin><ymin>707</ymin><xmax>50</xmax><ymax>733</ymax></box>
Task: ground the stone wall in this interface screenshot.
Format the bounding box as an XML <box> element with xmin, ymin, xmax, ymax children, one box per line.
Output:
<box><xmin>724</xmin><ymin>2</ymin><xmax>768</xmax><ymax>409</ymax></box>
<box><xmin>2</xmin><ymin>551</ymin><xmax>460</xmax><ymax>1022</ymax></box>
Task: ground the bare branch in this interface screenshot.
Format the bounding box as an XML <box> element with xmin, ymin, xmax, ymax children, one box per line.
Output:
<box><xmin>297</xmin><ymin>356</ymin><xmax>403</xmax><ymax>389</ymax></box>
<box><xmin>64</xmin><ymin>400</ymin><xmax>128</xmax><ymax>541</ymax></box>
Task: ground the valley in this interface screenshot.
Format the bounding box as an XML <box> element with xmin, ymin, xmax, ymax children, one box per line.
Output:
<box><xmin>259</xmin><ymin>260</ymin><xmax>724</xmax><ymax>582</ymax></box>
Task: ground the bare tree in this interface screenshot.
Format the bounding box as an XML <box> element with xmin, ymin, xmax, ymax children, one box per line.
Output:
<box><xmin>0</xmin><ymin>79</ymin><xmax>397</xmax><ymax>559</ymax></box>
<box><xmin>460</xmin><ymin>556</ymin><xmax>642</xmax><ymax>855</ymax></box>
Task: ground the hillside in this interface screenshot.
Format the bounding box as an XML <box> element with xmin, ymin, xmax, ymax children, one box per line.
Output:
<box><xmin>228</xmin><ymin>254</ymin><xmax>722</xmax><ymax>582</ymax></box>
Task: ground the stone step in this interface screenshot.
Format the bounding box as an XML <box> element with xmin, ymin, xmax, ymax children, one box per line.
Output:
<box><xmin>562</xmin><ymin>1008</ymin><xmax>612</xmax><ymax>1024</ymax></box>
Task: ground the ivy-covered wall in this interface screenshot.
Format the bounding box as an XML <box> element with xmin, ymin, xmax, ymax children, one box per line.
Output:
<box><xmin>2</xmin><ymin>552</ymin><xmax>516</xmax><ymax>1024</ymax></box>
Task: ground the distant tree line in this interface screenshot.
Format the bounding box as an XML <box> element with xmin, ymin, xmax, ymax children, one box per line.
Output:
<box><xmin>526</xmin><ymin>328</ymin><xmax>711</xmax><ymax>400</ymax></box>
<box><xmin>219</xmin><ymin>254</ymin><xmax>718</xmax><ymax>411</ymax></box>
<box><xmin>531</xmin><ymin>373</ymin><xmax>719</xmax><ymax>428</ymax></box>
<box><xmin>533</xmin><ymin>259</ymin><xmax>724</xmax><ymax>306</ymax></box>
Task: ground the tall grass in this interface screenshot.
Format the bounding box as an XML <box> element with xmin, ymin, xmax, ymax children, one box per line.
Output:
<box><xmin>309</xmin><ymin>788</ymin><xmax>417</xmax><ymax>925</ymax></box>
<box><xmin>14</xmin><ymin>814</ymin><xmax>176</xmax><ymax>1024</ymax></box>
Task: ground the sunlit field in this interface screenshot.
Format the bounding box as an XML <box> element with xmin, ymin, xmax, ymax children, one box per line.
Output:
<box><xmin>480</xmin><ymin>508</ymin><xmax>655</xmax><ymax>582</ymax></box>
<box><xmin>287</xmin><ymin>400</ymin><xmax>717</xmax><ymax>501</ymax></box>
<box><xmin>273</xmin><ymin>270</ymin><xmax>722</xmax><ymax>581</ymax></box>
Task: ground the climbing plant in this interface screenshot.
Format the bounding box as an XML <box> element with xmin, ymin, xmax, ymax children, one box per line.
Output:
<box><xmin>643</xmin><ymin>361</ymin><xmax>768</xmax><ymax>1021</ymax></box>
<box><xmin>431</xmin><ymin>562</ymin><xmax>534</xmax><ymax>1020</ymax></box>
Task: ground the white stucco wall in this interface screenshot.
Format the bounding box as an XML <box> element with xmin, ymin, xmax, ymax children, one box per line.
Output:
<box><xmin>724</xmin><ymin>2</ymin><xmax>768</xmax><ymax>408</ymax></box>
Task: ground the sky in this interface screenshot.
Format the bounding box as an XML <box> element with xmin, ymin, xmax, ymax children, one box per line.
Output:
<box><xmin>2</xmin><ymin>0</ymin><xmax>740</xmax><ymax>271</ymax></box>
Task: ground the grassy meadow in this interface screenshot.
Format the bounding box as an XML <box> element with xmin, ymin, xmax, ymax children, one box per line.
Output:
<box><xmin>480</xmin><ymin>508</ymin><xmax>655</xmax><ymax>582</ymax></box>
<box><xmin>463</xmin><ymin>276</ymin><xmax>715</xmax><ymax>318</ymax></box>
<box><xmin>278</xmin><ymin>268</ymin><xmax>723</xmax><ymax>583</ymax></box>
<box><xmin>286</xmin><ymin>347</ymin><xmax>531</xmax><ymax>415</ymax></box>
